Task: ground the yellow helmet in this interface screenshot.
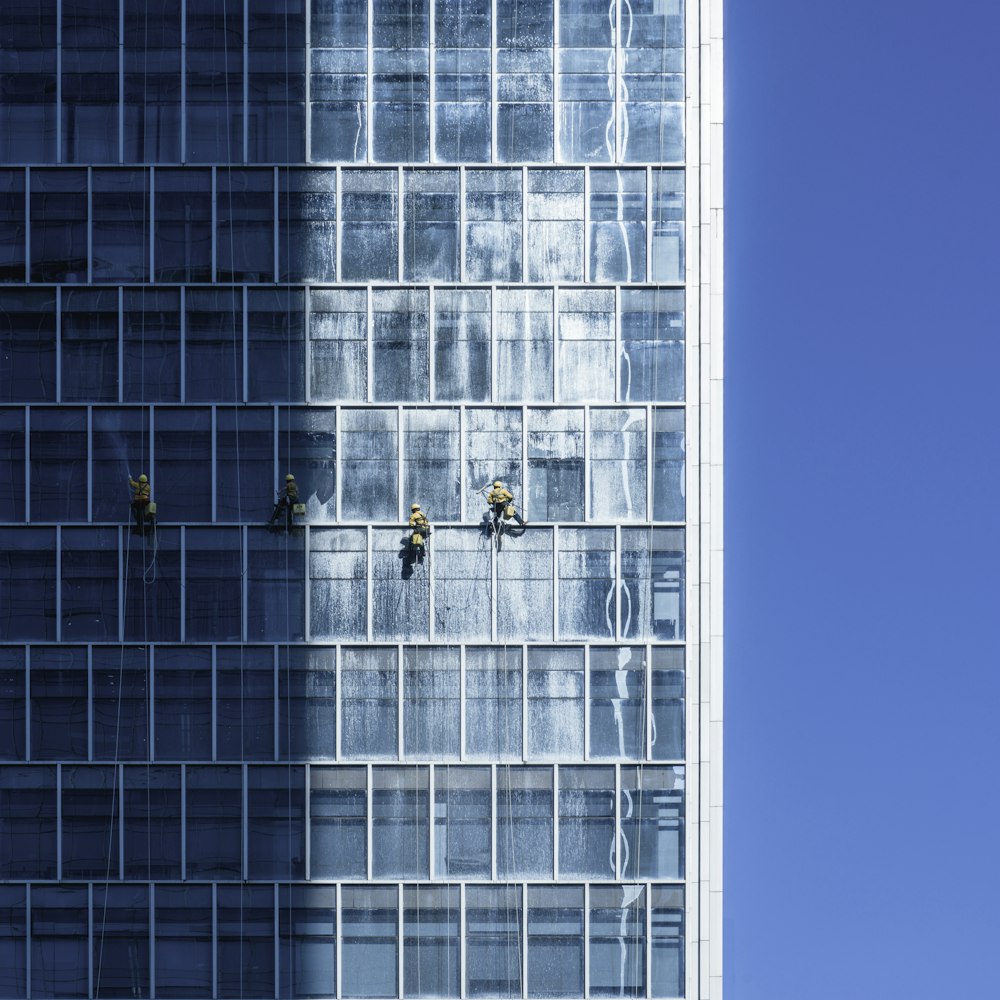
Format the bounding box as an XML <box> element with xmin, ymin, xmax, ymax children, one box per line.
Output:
<box><xmin>138</xmin><ymin>474</ymin><xmax>148</xmax><ymax>483</ymax></box>
<box><xmin>285</xmin><ymin>474</ymin><xmax>295</xmax><ymax>481</ymax></box>
<box><xmin>411</xmin><ymin>503</ymin><xmax>421</xmax><ymax>510</ymax></box>
<box><xmin>493</xmin><ymin>480</ymin><xmax>502</xmax><ymax>488</ymax></box>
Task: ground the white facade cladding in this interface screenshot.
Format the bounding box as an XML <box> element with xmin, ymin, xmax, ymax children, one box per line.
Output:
<box><xmin>0</xmin><ymin>0</ymin><xmax>721</xmax><ymax>997</ymax></box>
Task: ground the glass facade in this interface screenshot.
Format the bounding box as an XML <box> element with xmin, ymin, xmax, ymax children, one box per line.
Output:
<box><xmin>0</xmin><ymin>0</ymin><xmax>723</xmax><ymax>997</ymax></box>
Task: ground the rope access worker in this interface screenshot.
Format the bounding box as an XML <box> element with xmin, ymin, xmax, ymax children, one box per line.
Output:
<box><xmin>268</xmin><ymin>473</ymin><xmax>299</xmax><ymax>531</ymax></box>
<box><xmin>408</xmin><ymin>503</ymin><xmax>430</xmax><ymax>561</ymax></box>
<box><xmin>128</xmin><ymin>473</ymin><xmax>152</xmax><ymax>533</ymax></box>
<box><xmin>486</xmin><ymin>480</ymin><xmax>526</xmax><ymax>527</ymax></box>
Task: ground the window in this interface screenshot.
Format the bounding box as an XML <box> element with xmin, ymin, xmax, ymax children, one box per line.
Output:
<box><xmin>497</xmin><ymin>2</ymin><xmax>553</xmax><ymax>162</ymax></box>
<box><xmin>433</xmin><ymin>288</ymin><xmax>491</xmax><ymax>401</ymax></box>
<box><xmin>60</xmin><ymin>289</ymin><xmax>118</xmax><ymax>402</ymax></box>
<box><xmin>155</xmin><ymin>885</ymin><xmax>213</xmax><ymax>998</ymax></box>
<box><xmin>340</xmin><ymin>170</ymin><xmax>398</xmax><ymax>281</ymax></box>
<box><xmin>340</xmin><ymin>646</ymin><xmax>398</xmax><ymax>759</ymax></box>
<box><xmin>557</xmin><ymin>289</ymin><xmax>615</xmax><ymax>402</ymax></box>
<box><xmin>653</xmin><ymin>408</ymin><xmax>686</xmax><ymax>520</ymax></box>
<box><xmin>279</xmin><ymin>885</ymin><xmax>337</xmax><ymax>1000</ymax></box>
<box><xmin>247</xmin><ymin>765</ymin><xmax>306</xmax><ymax>880</ymax></box>
<box><xmin>123</xmin><ymin>766</ymin><xmax>181</xmax><ymax>879</ymax></box>
<box><xmin>60</xmin><ymin>527</ymin><xmax>117</xmax><ymax>641</ymax></box>
<box><xmin>0</xmin><ymin>2</ymin><xmax>57</xmax><ymax>161</ymax></box>
<box><xmin>403</xmin><ymin>646</ymin><xmax>460</xmax><ymax>758</ymax></box>
<box><xmin>124</xmin><ymin>0</ymin><xmax>181</xmax><ymax>161</ymax></box>
<box><xmin>217</xmin><ymin>885</ymin><xmax>275</xmax><ymax>999</ymax></box>
<box><xmin>434</xmin><ymin>766</ymin><xmax>491</xmax><ymax>877</ymax></box>
<box><xmin>403</xmin><ymin>885</ymin><xmax>460</xmax><ymax>998</ymax></box>
<box><xmin>464</xmin><ymin>170</ymin><xmax>522</xmax><ymax>281</ymax></box>
<box><xmin>278</xmin><ymin>646</ymin><xmax>337</xmax><ymax>760</ymax></box>
<box><xmin>310</xmin><ymin>289</ymin><xmax>367</xmax><ymax>402</ymax></box>
<box><xmin>0</xmin><ymin>887</ymin><xmax>26</xmax><ymax>999</ymax></box>
<box><xmin>463</xmin><ymin>406</ymin><xmax>523</xmax><ymax>521</ymax></box>
<box><xmin>154</xmin><ymin>170</ymin><xmax>212</xmax><ymax>283</ymax></box>
<box><xmin>247</xmin><ymin>288</ymin><xmax>306</xmax><ymax>402</ymax></box>
<box><xmin>122</xmin><ymin>289</ymin><xmax>181</xmax><ymax>402</ymax></box>
<box><xmin>185</xmin><ymin>528</ymin><xmax>243</xmax><ymax>641</ymax></box>
<box><xmin>527</xmin><ymin>647</ymin><xmax>584</xmax><ymax>758</ymax></box>
<box><xmin>651</xmin><ymin>886</ymin><xmax>685</xmax><ymax>997</ymax></box>
<box><xmin>497</xmin><ymin>766</ymin><xmax>553</xmax><ymax>877</ymax></box>
<box><xmin>91</xmin><ymin>407</ymin><xmax>149</xmax><ymax>522</ymax></box>
<box><xmin>0</xmin><ymin>289</ymin><xmax>56</xmax><ymax>401</ymax></box>
<box><xmin>589</xmin><ymin>169</ymin><xmax>647</xmax><ymax>281</ymax></box>
<box><xmin>154</xmin><ymin>408</ymin><xmax>213</xmax><ymax>522</ymax></box>
<box><xmin>340</xmin><ymin>408</ymin><xmax>397</xmax><ymax>520</ymax></box>
<box><xmin>217</xmin><ymin>169</ymin><xmax>275</xmax><ymax>282</ymax></box>
<box><xmin>495</xmin><ymin>288</ymin><xmax>553</xmax><ymax>401</ymax></box>
<box><xmin>310</xmin><ymin>766</ymin><xmax>367</xmax><ymax>878</ymax></box>
<box><xmin>91</xmin><ymin>645</ymin><xmax>149</xmax><ymax>760</ymax></box>
<box><xmin>341</xmin><ymin>886</ymin><xmax>398</xmax><ymax>999</ymax></box>
<box><xmin>372</xmin><ymin>289</ymin><xmax>429</xmax><ymax>402</ymax></box>
<box><xmin>31</xmin><ymin>886</ymin><xmax>89</xmax><ymax>999</ymax></box>
<box><xmin>372</xmin><ymin>527</ymin><xmax>429</xmax><ymax>641</ymax></box>
<box><xmin>465</xmin><ymin>646</ymin><xmax>522</xmax><ymax>760</ymax></box>
<box><xmin>0</xmin><ymin>170</ymin><xmax>25</xmax><ymax>282</ymax></box>
<box><xmin>30</xmin><ymin>170</ymin><xmax>87</xmax><ymax>283</ymax></box>
<box><xmin>465</xmin><ymin>886</ymin><xmax>522</xmax><ymax>998</ymax></box>
<box><xmin>590</xmin><ymin>646</ymin><xmax>647</xmax><ymax>759</ymax></box>
<box><xmin>185</xmin><ymin>289</ymin><xmax>243</xmax><ymax>403</ymax></box>
<box><xmin>403</xmin><ymin>407</ymin><xmax>460</xmax><ymax>521</ymax></box>
<box><xmin>0</xmin><ymin>647</ymin><xmax>25</xmax><ymax>760</ymax></box>
<box><xmin>247</xmin><ymin>526</ymin><xmax>305</xmax><ymax>641</ymax></box>
<box><xmin>651</xmin><ymin>647</ymin><xmax>684</xmax><ymax>761</ymax></box>
<box><xmin>431</xmin><ymin>528</ymin><xmax>491</xmax><ymax>640</ymax></box>
<box><xmin>153</xmin><ymin>646</ymin><xmax>213</xmax><ymax>761</ymax></box>
<box><xmin>558</xmin><ymin>528</ymin><xmax>616</xmax><ymax>640</ymax></box>
<box><xmin>589</xmin><ymin>886</ymin><xmax>646</xmax><ymax>997</ymax></box>
<box><xmin>558</xmin><ymin>766</ymin><xmax>615</xmax><ymax>879</ymax></box>
<box><xmin>309</xmin><ymin>529</ymin><xmax>368</xmax><ymax>640</ymax></box>
<box><xmin>528</xmin><ymin>409</ymin><xmax>584</xmax><ymax>521</ymax></box>
<box><xmin>372</xmin><ymin>766</ymin><xmax>429</xmax><ymax>877</ymax></box>
<box><xmin>88</xmin><ymin>886</ymin><xmax>150</xmax><ymax>995</ymax></box>
<box><xmin>92</xmin><ymin>170</ymin><xmax>149</xmax><ymax>283</ymax></box>
<box><xmin>433</xmin><ymin>0</ymin><xmax>491</xmax><ymax>162</ymax></box>
<box><xmin>216</xmin><ymin>646</ymin><xmax>275</xmax><ymax>761</ymax></box>
<box><xmin>123</xmin><ymin>526</ymin><xmax>180</xmax><ymax>642</ymax></box>
<box><xmin>61</xmin><ymin>765</ymin><xmax>119</xmax><ymax>879</ymax></box>
<box><xmin>620</xmin><ymin>527</ymin><xmax>685</xmax><ymax>640</ymax></box>
<box><xmin>620</xmin><ymin>765</ymin><xmax>684</xmax><ymax>880</ymax></box>
<box><xmin>651</xmin><ymin>169</ymin><xmax>685</xmax><ymax>282</ymax></box>
<box><xmin>527</xmin><ymin>885</ymin><xmax>585</xmax><ymax>997</ymax></box>
<box><xmin>186</xmin><ymin>765</ymin><xmax>243</xmax><ymax>880</ymax></box>
<box><xmin>556</xmin><ymin>0</ymin><xmax>614</xmax><ymax>162</ymax></box>
<box><xmin>497</xmin><ymin>528</ymin><xmax>554</xmax><ymax>642</ymax></box>
<box><xmin>590</xmin><ymin>409</ymin><xmax>648</xmax><ymax>520</ymax></box>
<box><xmin>403</xmin><ymin>170</ymin><xmax>460</xmax><ymax>280</ymax></box>
<box><xmin>29</xmin><ymin>646</ymin><xmax>87</xmax><ymax>760</ymax></box>
<box><xmin>280</xmin><ymin>169</ymin><xmax>336</xmax><ymax>282</ymax></box>
<box><xmin>527</xmin><ymin>170</ymin><xmax>584</xmax><ymax>281</ymax></box>
<box><xmin>0</xmin><ymin>766</ymin><xmax>57</xmax><ymax>879</ymax></box>
<box><xmin>0</xmin><ymin>528</ymin><xmax>57</xmax><ymax>640</ymax></box>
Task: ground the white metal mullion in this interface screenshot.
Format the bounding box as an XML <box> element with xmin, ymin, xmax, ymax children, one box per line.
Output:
<box><xmin>117</xmin><ymin>288</ymin><xmax>124</xmax><ymax>400</ymax></box>
<box><xmin>396</xmin><ymin>883</ymin><xmax>404</xmax><ymax>995</ymax></box>
<box><xmin>334</xmin><ymin>405</ymin><xmax>342</xmax><ymax>521</ymax></box>
<box><xmin>520</xmin><ymin>881</ymin><xmax>528</xmax><ymax>999</ymax></box>
<box><xmin>304</xmin><ymin>285</ymin><xmax>312</xmax><ymax>402</ymax></box>
<box><xmin>241</xmin><ymin>525</ymin><xmax>248</xmax><ymax>642</ymax></box>
<box><xmin>56</xmin><ymin>0</ymin><xmax>63</xmax><ymax>163</ymax></box>
<box><xmin>520</xmin><ymin>644</ymin><xmax>528</xmax><ymax>762</ymax></box>
<box><xmin>180</xmin><ymin>0</ymin><xmax>186</xmax><ymax>163</ymax></box>
<box><xmin>24</xmin><ymin>648</ymin><xmax>31</xmax><ymax>762</ymax></box>
<box><xmin>459</xmin><ymin>882</ymin><xmax>467</xmax><ymax>994</ymax></box>
<box><xmin>179</xmin><ymin>286</ymin><xmax>186</xmax><ymax>401</ymax></box>
<box><xmin>397</xmin><ymin>406</ymin><xmax>404</xmax><ymax>524</ymax></box>
<box><xmin>55</xmin><ymin>287</ymin><xmax>61</xmax><ymax>401</ymax></box>
<box><xmin>428</xmin><ymin>0</ymin><xmax>436</xmax><ymax>161</ymax></box>
<box><xmin>241</xmin><ymin>762</ymin><xmax>248</xmax><ymax>881</ymax></box>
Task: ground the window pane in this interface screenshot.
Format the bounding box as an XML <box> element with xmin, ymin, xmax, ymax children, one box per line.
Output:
<box><xmin>0</xmin><ymin>886</ymin><xmax>27</xmax><ymax>999</ymax></box>
<box><xmin>30</xmin><ymin>409</ymin><xmax>87</xmax><ymax>521</ymax></box>
<box><xmin>29</xmin><ymin>646</ymin><xmax>87</xmax><ymax>760</ymax></box>
<box><xmin>0</xmin><ymin>409</ymin><xmax>26</xmax><ymax>521</ymax></box>
<box><xmin>527</xmin><ymin>170</ymin><xmax>583</xmax><ymax>281</ymax></box>
<box><xmin>279</xmin><ymin>646</ymin><xmax>336</xmax><ymax>759</ymax></box>
<box><xmin>653</xmin><ymin>408</ymin><xmax>685</xmax><ymax>520</ymax></box>
<box><xmin>30</xmin><ymin>170</ymin><xmax>87</xmax><ymax>283</ymax></box>
<box><xmin>123</xmin><ymin>766</ymin><xmax>181</xmax><ymax>879</ymax></box>
<box><xmin>620</xmin><ymin>527</ymin><xmax>685</xmax><ymax>640</ymax></box>
<box><xmin>372</xmin><ymin>527</ymin><xmax>429</xmax><ymax>640</ymax></box>
<box><xmin>154</xmin><ymin>408</ymin><xmax>212</xmax><ymax>522</ymax></box>
<box><xmin>590</xmin><ymin>646</ymin><xmax>647</xmax><ymax>759</ymax></box>
<box><xmin>92</xmin><ymin>170</ymin><xmax>149</xmax><ymax>283</ymax></box>
<box><xmin>247</xmin><ymin>527</ymin><xmax>306</xmax><ymax>641</ymax></box>
<box><xmin>434</xmin><ymin>765</ymin><xmax>490</xmax><ymax>878</ymax></box>
<box><xmin>619</xmin><ymin>288</ymin><xmax>684</xmax><ymax>402</ymax></box>
<box><xmin>651</xmin><ymin>170</ymin><xmax>684</xmax><ymax>281</ymax></box>
<box><xmin>433</xmin><ymin>288</ymin><xmax>490</xmax><ymax>401</ymax></box>
<box><xmin>403</xmin><ymin>885</ymin><xmax>460</xmax><ymax>998</ymax></box>
<box><xmin>0</xmin><ymin>765</ymin><xmax>57</xmax><ymax>879</ymax></box>
<box><xmin>247</xmin><ymin>765</ymin><xmax>306</xmax><ymax>880</ymax></box>
<box><xmin>341</xmin><ymin>886</ymin><xmax>398</xmax><ymax>999</ymax></box>
<box><xmin>216</xmin><ymin>407</ymin><xmax>274</xmax><ymax>522</ymax></box>
<box><xmin>372</xmin><ymin>289</ymin><xmax>429</xmax><ymax>402</ymax></box>
<box><xmin>497</xmin><ymin>766</ymin><xmax>553</xmax><ymax>878</ymax></box>
<box><xmin>185</xmin><ymin>527</ymin><xmax>243</xmax><ymax>641</ymax></box>
<box><xmin>431</xmin><ymin>529</ymin><xmax>491</xmax><ymax>641</ymax></box>
<box><xmin>309</xmin><ymin>766</ymin><xmax>367</xmax><ymax>878</ymax></box>
<box><xmin>154</xmin><ymin>170</ymin><xmax>213</xmax><ymax>283</ymax></box>
<box><xmin>185</xmin><ymin>288</ymin><xmax>243</xmax><ymax>403</ymax></box>
<box><xmin>620</xmin><ymin>765</ymin><xmax>684</xmax><ymax>880</ymax></box>
<box><xmin>403</xmin><ymin>646</ymin><xmax>460</xmax><ymax>758</ymax></box>
<box><xmin>650</xmin><ymin>647</ymin><xmax>684</xmax><ymax>761</ymax></box>
<box><xmin>0</xmin><ymin>170</ymin><xmax>26</xmax><ymax>282</ymax></box>
<box><xmin>497</xmin><ymin>528</ymin><xmax>554</xmax><ymax>642</ymax></box>
<box><xmin>589</xmin><ymin>885</ymin><xmax>645</xmax><ymax>997</ymax></box>
<box><xmin>588</xmin><ymin>169</ymin><xmax>647</xmax><ymax>281</ymax></box>
<box><xmin>309</xmin><ymin>528</ymin><xmax>367</xmax><ymax>640</ymax></box>
<box><xmin>61</xmin><ymin>764</ymin><xmax>119</xmax><ymax>879</ymax></box>
<box><xmin>403</xmin><ymin>169</ymin><xmax>459</xmax><ymax>280</ymax></box>
<box><xmin>527</xmin><ymin>885</ymin><xmax>584</xmax><ymax>998</ymax></box>
<box><xmin>403</xmin><ymin>407</ymin><xmax>460</xmax><ymax>521</ymax></box>
<box><xmin>497</xmin><ymin>6</ymin><xmax>553</xmax><ymax>163</ymax></box>
<box><xmin>279</xmin><ymin>884</ymin><xmax>337</xmax><ymax>1000</ymax></box>
<box><xmin>247</xmin><ymin>288</ymin><xmax>306</xmax><ymax>402</ymax></box>
<box><xmin>463</xmin><ymin>406</ymin><xmax>523</xmax><ymax>521</ymax></box>
<box><xmin>0</xmin><ymin>647</ymin><xmax>26</xmax><ymax>759</ymax></box>
<box><xmin>92</xmin><ymin>408</ymin><xmax>149</xmax><ymax>522</ymax></box>
<box><xmin>122</xmin><ymin>289</ymin><xmax>181</xmax><ymax>402</ymax></box>
<box><xmin>31</xmin><ymin>885</ymin><xmax>89</xmax><ymax>999</ymax></box>
<box><xmin>372</xmin><ymin>765</ymin><xmax>429</xmax><ymax>878</ymax></box>
<box><xmin>216</xmin><ymin>646</ymin><xmax>274</xmax><ymax>761</ymax></box>
<box><xmin>527</xmin><ymin>647</ymin><xmax>584</xmax><ymax>758</ymax></box>
<box><xmin>495</xmin><ymin>288</ymin><xmax>552</xmax><ymax>402</ymax></box>
<box><xmin>186</xmin><ymin>764</ymin><xmax>243</xmax><ymax>880</ymax></box>
<box><xmin>279</xmin><ymin>407</ymin><xmax>337</xmax><ymax>522</ymax></box>
<box><xmin>0</xmin><ymin>289</ymin><xmax>56</xmax><ymax>401</ymax></box>
<box><xmin>590</xmin><ymin>409</ymin><xmax>647</xmax><ymax>520</ymax></box>
<box><xmin>123</xmin><ymin>525</ymin><xmax>180</xmax><ymax>641</ymax></box>
<box><xmin>0</xmin><ymin>527</ymin><xmax>57</xmax><ymax>639</ymax></box>
<box><xmin>217</xmin><ymin>885</ymin><xmax>275</xmax><ymax>999</ymax></box>
<box><xmin>557</xmin><ymin>766</ymin><xmax>615</xmax><ymax>879</ymax></box>
<box><xmin>155</xmin><ymin>885</ymin><xmax>213</xmax><ymax>998</ymax></box>
<box><xmin>372</xmin><ymin>2</ymin><xmax>429</xmax><ymax>162</ymax></box>
<box><xmin>309</xmin><ymin>289</ymin><xmax>367</xmax><ymax>402</ymax></box>
<box><xmin>153</xmin><ymin>646</ymin><xmax>213</xmax><ymax>761</ymax></box>
<box><xmin>0</xmin><ymin>2</ymin><xmax>57</xmax><ymax>161</ymax></box>
<box><xmin>309</xmin><ymin>43</ymin><xmax>368</xmax><ymax>162</ymax></box>
<box><xmin>61</xmin><ymin>288</ymin><xmax>118</xmax><ymax>402</ymax></box>
<box><xmin>217</xmin><ymin>169</ymin><xmax>275</xmax><ymax>282</ymax></box>
<box><xmin>651</xmin><ymin>885</ymin><xmax>685</xmax><ymax>998</ymax></box>
<box><xmin>528</xmin><ymin>408</ymin><xmax>584</xmax><ymax>521</ymax></box>
<box><xmin>340</xmin><ymin>170</ymin><xmax>398</xmax><ymax>281</ymax></box>
<box><xmin>557</xmin><ymin>288</ymin><xmax>615</xmax><ymax>402</ymax></box>
<box><xmin>558</xmin><ymin>528</ymin><xmax>616</xmax><ymax>640</ymax></box>
<box><xmin>464</xmin><ymin>170</ymin><xmax>521</xmax><ymax>281</ymax></box>
<box><xmin>341</xmin><ymin>646</ymin><xmax>397</xmax><ymax>759</ymax></box>
<box><xmin>340</xmin><ymin>408</ymin><xmax>397</xmax><ymax>520</ymax></box>
<box><xmin>92</xmin><ymin>645</ymin><xmax>149</xmax><ymax>760</ymax></box>
<box><xmin>91</xmin><ymin>885</ymin><xmax>150</xmax><ymax>999</ymax></box>
<box><xmin>279</xmin><ymin>169</ymin><xmax>337</xmax><ymax>282</ymax></box>
<box><xmin>465</xmin><ymin>885</ymin><xmax>522</xmax><ymax>999</ymax></box>
<box><xmin>464</xmin><ymin>646</ymin><xmax>522</xmax><ymax>760</ymax></box>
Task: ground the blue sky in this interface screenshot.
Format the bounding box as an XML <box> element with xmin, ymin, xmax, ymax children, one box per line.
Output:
<box><xmin>725</xmin><ymin>0</ymin><xmax>1000</xmax><ymax>995</ymax></box>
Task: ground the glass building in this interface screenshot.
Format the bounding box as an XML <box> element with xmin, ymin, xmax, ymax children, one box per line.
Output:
<box><xmin>0</xmin><ymin>1</ymin><xmax>722</xmax><ymax>998</ymax></box>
